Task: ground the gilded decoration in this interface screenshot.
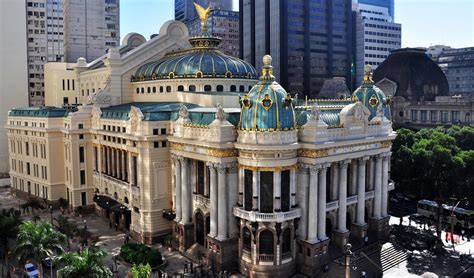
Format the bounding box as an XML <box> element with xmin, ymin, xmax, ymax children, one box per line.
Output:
<box><xmin>171</xmin><ymin>142</ymin><xmax>185</xmax><ymax>151</ymax></box>
<box><xmin>240</xmin><ymin>165</ymin><xmax>296</xmax><ymax>172</ymax></box>
<box><xmin>380</xmin><ymin>141</ymin><xmax>392</xmax><ymax>148</ymax></box>
<box><xmin>298</xmin><ymin>149</ymin><xmax>329</xmax><ymax>158</ymax></box>
<box><xmin>207</xmin><ymin>148</ymin><xmax>238</xmax><ymax>157</ymax></box>
<box><xmin>261</xmin><ymin>93</ymin><xmax>273</xmax><ymax>111</ymax></box>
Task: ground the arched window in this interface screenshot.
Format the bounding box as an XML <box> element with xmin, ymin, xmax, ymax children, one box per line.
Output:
<box><xmin>282</xmin><ymin>228</ymin><xmax>291</xmax><ymax>254</ymax></box>
<box><xmin>259</xmin><ymin>230</ymin><xmax>274</xmax><ymax>255</ymax></box>
<box><xmin>189</xmin><ymin>85</ymin><xmax>196</xmax><ymax>92</ymax></box>
<box><xmin>243</xmin><ymin>227</ymin><xmax>251</xmax><ymax>251</ymax></box>
<box><xmin>230</xmin><ymin>85</ymin><xmax>236</xmax><ymax>92</ymax></box>
<box><xmin>160</xmin><ymin>86</ymin><xmax>164</xmax><ymax>93</ymax></box>
<box><xmin>124</xmin><ymin>197</ymin><xmax>129</xmax><ymax>204</ymax></box>
<box><xmin>113</xmin><ymin>192</ymin><xmax>118</xmax><ymax>199</ymax></box>
<box><xmin>216</xmin><ymin>85</ymin><xmax>224</xmax><ymax>92</ymax></box>
<box><xmin>239</xmin><ymin>85</ymin><xmax>245</xmax><ymax>92</ymax></box>
<box><xmin>226</xmin><ymin>71</ymin><xmax>232</xmax><ymax>78</ymax></box>
<box><xmin>141</xmin><ymin>87</ymin><xmax>144</xmax><ymax>94</ymax></box>
<box><xmin>169</xmin><ymin>72</ymin><xmax>174</xmax><ymax>79</ymax></box>
<box><xmin>166</xmin><ymin>86</ymin><xmax>171</xmax><ymax>92</ymax></box>
<box><xmin>177</xmin><ymin>85</ymin><xmax>184</xmax><ymax>91</ymax></box>
<box><xmin>466</xmin><ymin>113</ymin><xmax>471</xmax><ymax>123</ymax></box>
<box><xmin>136</xmin><ymin>88</ymin><xmax>139</xmax><ymax>94</ymax></box>
<box><xmin>196</xmin><ymin>71</ymin><xmax>203</xmax><ymax>78</ymax></box>
<box><xmin>152</xmin><ymin>87</ymin><xmax>156</xmax><ymax>93</ymax></box>
<box><xmin>281</xmin><ymin>170</ymin><xmax>290</xmax><ymax>212</ymax></box>
<box><xmin>147</xmin><ymin>87</ymin><xmax>151</xmax><ymax>93</ymax></box>
<box><xmin>204</xmin><ymin>85</ymin><xmax>212</xmax><ymax>92</ymax></box>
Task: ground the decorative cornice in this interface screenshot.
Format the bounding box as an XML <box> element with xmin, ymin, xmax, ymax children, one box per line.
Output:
<box><xmin>170</xmin><ymin>142</ymin><xmax>185</xmax><ymax>151</ymax></box>
<box><xmin>207</xmin><ymin>148</ymin><xmax>238</xmax><ymax>158</ymax></box>
<box><xmin>298</xmin><ymin>149</ymin><xmax>329</xmax><ymax>158</ymax></box>
<box><xmin>240</xmin><ymin>165</ymin><xmax>296</xmax><ymax>172</ymax></box>
<box><xmin>380</xmin><ymin>141</ymin><xmax>392</xmax><ymax>148</ymax></box>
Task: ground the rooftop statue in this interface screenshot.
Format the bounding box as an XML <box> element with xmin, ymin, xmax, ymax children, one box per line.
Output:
<box><xmin>193</xmin><ymin>2</ymin><xmax>213</xmax><ymax>32</ymax></box>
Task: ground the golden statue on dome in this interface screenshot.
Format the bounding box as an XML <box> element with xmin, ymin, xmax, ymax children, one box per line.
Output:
<box><xmin>193</xmin><ymin>2</ymin><xmax>213</xmax><ymax>33</ymax></box>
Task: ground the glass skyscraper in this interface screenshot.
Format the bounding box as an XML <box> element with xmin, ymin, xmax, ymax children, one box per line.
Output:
<box><xmin>240</xmin><ymin>0</ymin><xmax>353</xmax><ymax>97</ymax></box>
<box><xmin>357</xmin><ymin>0</ymin><xmax>394</xmax><ymax>18</ymax></box>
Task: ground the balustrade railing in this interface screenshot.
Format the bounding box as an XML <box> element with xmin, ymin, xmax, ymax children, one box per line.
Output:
<box><xmin>233</xmin><ymin>207</ymin><xmax>301</xmax><ymax>222</ymax></box>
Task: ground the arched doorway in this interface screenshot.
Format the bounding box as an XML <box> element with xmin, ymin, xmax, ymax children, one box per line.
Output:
<box><xmin>195</xmin><ymin>212</ymin><xmax>205</xmax><ymax>246</ymax></box>
<box><xmin>259</xmin><ymin>230</ymin><xmax>274</xmax><ymax>261</ymax></box>
<box><xmin>326</xmin><ymin>218</ymin><xmax>333</xmax><ymax>240</ymax></box>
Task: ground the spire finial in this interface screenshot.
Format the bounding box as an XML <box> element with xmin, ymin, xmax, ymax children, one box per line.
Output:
<box><xmin>260</xmin><ymin>55</ymin><xmax>275</xmax><ymax>82</ymax></box>
<box><xmin>193</xmin><ymin>2</ymin><xmax>213</xmax><ymax>33</ymax></box>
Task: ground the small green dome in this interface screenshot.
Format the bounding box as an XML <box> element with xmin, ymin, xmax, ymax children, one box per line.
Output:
<box><xmin>132</xmin><ymin>36</ymin><xmax>257</xmax><ymax>81</ymax></box>
<box><xmin>352</xmin><ymin>66</ymin><xmax>391</xmax><ymax>120</ymax></box>
<box><xmin>240</xmin><ymin>55</ymin><xmax>295</xmax><ymax>131</ymax></box>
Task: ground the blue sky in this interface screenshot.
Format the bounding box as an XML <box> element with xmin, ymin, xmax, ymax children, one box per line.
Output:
<box><xmin>121</xmin><ymin>0</ymin><xmax>473</xmax><ymax>48</ymax></box>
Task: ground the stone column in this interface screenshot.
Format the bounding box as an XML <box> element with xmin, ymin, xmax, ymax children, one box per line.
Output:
<box><xmin>174</xmin><ymin>157</ymin><xmax>182</xmax><ymax>222</ymax></box>
<box><xmin>368</xmin><ymin>158</ymin><xmax>375</xmax><ymax>191</ymax></box>
<box><xmin>107</xmin><ymin>147</ymin><xmax>112</xmax><ymax>175</ymax></box>
<box><xmin>350</xmin><ymin>161</ymin><xmax>357</xmax><ymax>196</ymax></box>
<box><xmin>252</xmin><ymin>170</ymin><xmax>259</xmax><ymax>211</ymax></box>
<box><xmin>204</xmin><ymin>165</ymin><xmax>210</xmax><ymax>197</ymax></box>
<box><xmin>337</xmin><ymin>161</ymin><xmax>349</xmax><ymax>232</ymax></box>
<box><xmin>357</xmin><ymin>157</ymin><xmax>368</xmax><ymax>225</ymax></box>
<box><xmin>308</xmin><ymin>166</ymin><xmax>319</xmax><ymax>243</ymax></box>
<box><xmin>128</xmin><ymin>153</ymin><xmax>134</xmax><ymax>186</ymax></box>
<box><xmin>217</xmin><ymin>165</ymin><xmax>228</xmax><ymax>240</ymax></box>
<box><xmin>330</xmin><ymin>163</ymin><xmax>339</xmax><ymax>201</ymax></box>
<box><xmin>181</xmin><ymin>158</ymin><xmax>191</xmax><ymax>224</ymax></box>
<box><xmin>373</xmin><ymin>155</ymin><xmax>383</xmax><ymax>219</ymax></box>
<box><xmin>297</xmin><ymin>165</ymin><xmax>309</xmax><ymax>240</ymax></box>
<box><xmin>318</xmin><ymin>164</ymin><xmax>329</xmax><ymax>240</ymax></box>
<box><xmin>381</xmin><ymin>154</ymin><xmax>390</xmax><ymax>217</ymax></box>
<box><xmin>274</xmin><ymin>171</ymin><xmax>281</xmax><ymax>212</ymax></box>
<box><xmin>207</xmin><ymin>163</ymin><xmax>217</xmax><ymax>237</ymax></box>
<box><xmin>121</xmin><ymin>150</ymin><xmax>126</xmax><ymax>181</ymax></box>
<box><xmin>290</xmin><ymin>167</ymin><xmax>297</xmax><ymax>208</ymax></box>
<box><xmin>227</xmin><ymin>164</ymin><xmax>239</xmax><ymax>238</ymax></box>
<box><xmin>238</xmin><ymin>167</ymin><xmax>244</xmax><ymax>207</ymax></box>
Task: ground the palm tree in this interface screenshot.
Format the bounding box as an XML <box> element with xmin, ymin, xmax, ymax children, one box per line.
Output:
<box><xmin>55</xmin><ymin>247</ymin><xmax>113</xmax><ymax>278</ymax></box>
<box><xmin>15</xmin><ymin>221</ymin><xmax>66</xmax><ymax>278</ymax></box>
<box><xmin>0</xmin><ymin>209</ymin><xmax>22</xmax><ymax>270</ymax></box>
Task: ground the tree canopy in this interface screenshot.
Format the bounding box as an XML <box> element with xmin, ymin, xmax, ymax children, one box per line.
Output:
<box><xmin>391</xmin><ymin>126</ymin><xmax>474</xmax><ymax>207</ymax></box>
<box><xmin>55</xmin><ymin>247</ymin><xmax>112</xmax><ymax>278</ymax></box>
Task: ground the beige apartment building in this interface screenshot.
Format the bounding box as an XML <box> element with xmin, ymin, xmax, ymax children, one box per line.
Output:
<box><xmin>7</xmin><ymin>18</ymin><xmax>395</xmax><ymax>277</ymax></box>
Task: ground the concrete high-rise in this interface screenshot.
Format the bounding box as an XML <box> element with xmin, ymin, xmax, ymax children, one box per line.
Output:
<box><xmin>240</xmin><ymin>0</ymin><xmax>354</xmax><ymax>97</ymax></box>
<box><xmin>64</xmin><ymin>0</ymin><xmax>120</xmax><ymax>63</ymax></box>
<box><xmin>0</xmin><ymin>0</ymin><xmax>29</xmax><ymax>175</ymax></box>
<box><xmin>353</xmin><ymin>2</ymin><xmax>401</xmax><ymax>85</ymax></box>
<box><xmin>438</xmin><ymin>47</ymin><xmax>474</xmax><ymax>95</ymax></box>
<box><xmin>25</xmin><ymin>0</ymin><xmax>65</xmax><ymax>106</ymax></box>
<box><xmin>175</xmin><ymin>0</ymin><xmax>233</xmax><ymax>22</ymax></box>
<box><xmin>357</xmin><ymin>0</ymin><xmax>394</xmax><ymax>18</ymax></box>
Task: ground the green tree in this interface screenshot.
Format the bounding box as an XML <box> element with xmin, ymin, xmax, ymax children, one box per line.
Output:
<box><xmin>55</xmin><ymin>248</ymin><xmax>112</xmax><ymax>278</ymax></box>
<box><xmin>130</xmin><ymin>263</ymin><xmax>152</xmax><ymax>278</ymax></box>
<box><xmin>54</xmin><ymin>215</ymin><xmax>77</xmax><ymax>247</ymax></box>
<box><xmin>0</xmin><ymin>209</ymin><xmax>22</xmax><ymax>270</ymax></box>
<box><xmin>15</xmin><ymin>221</ymin><xmax>66</xmax><ymax>278</ymax></box>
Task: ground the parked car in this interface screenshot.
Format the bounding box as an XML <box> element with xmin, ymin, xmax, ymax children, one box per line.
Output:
<box><xmin>24</xmin><ymin>263</ymin><xmax>39</xmax><ymax>277</ymax></box>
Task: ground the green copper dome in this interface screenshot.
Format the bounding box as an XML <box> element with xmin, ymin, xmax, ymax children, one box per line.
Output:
<box><xmin>240</xmin><ymin>55</ymin><xmax>296</xmax><ymax>131</ymax></box>
<box><xmin>132</xmin><ymin>35</ymin><xmax>257</xmax><ymax>82</ymax></box>
<box><xmin>352</xmin><ymin>65</ymin><xmax>391</xmax><ymax>121</ymax></box>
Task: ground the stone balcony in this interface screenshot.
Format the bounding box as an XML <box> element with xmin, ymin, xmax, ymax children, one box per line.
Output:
<box><xmin>233</xmin><ymin>207</ymin><xmax>301</xmax><ymax>223</ymax></box>
<box><xmin>193</xmin><ymin>193</ymin><xmax>210</xmax><ymax>209</ymax></box>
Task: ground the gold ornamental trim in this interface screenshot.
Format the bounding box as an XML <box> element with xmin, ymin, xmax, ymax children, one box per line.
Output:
<box><xmin>207</xmin><ymin>148</ymin><xmax>238</xmax><ymax>158</ymax></box>
<box><xmin>171</xmin><ymin>142</ymin><xmax>185</xmax><ymax>151</ymax></box>
<box><xmin>298</xmin><ymin>149</ymin><xmax>329</xmax><ymax>158</ymax></box>
<box><xmin>380</xmin><ymin>141</ymin><xmax>392</xmax><ymax>148</ymax></box>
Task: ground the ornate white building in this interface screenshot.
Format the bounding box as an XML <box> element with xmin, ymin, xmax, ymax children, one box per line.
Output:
<box><xmin>6</xmin><ymin>15</ymin><xmax>395</xmax><ymax>277</ymax></box>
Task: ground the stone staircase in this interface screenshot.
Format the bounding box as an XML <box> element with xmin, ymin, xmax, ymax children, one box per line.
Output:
<box><xmin>351</xmin><ymin>244</ymin><xmax>408</xmax><ymax>277</ymax></box>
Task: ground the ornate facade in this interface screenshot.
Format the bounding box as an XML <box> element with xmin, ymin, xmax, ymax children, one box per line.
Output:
<box><xmin>6</xmin><ymin>15</ymin><xmax>395</xmax><ymax>277</ymax></box>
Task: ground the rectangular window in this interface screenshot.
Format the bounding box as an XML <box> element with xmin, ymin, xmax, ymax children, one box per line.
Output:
<box><xmin>244</xmin><ymin>169</ymin><xmax>253</xmax><ymax>211</ymax></box>
<box><xmin>441</xmin><ymin>111</ymin><xmax>448</xmax><ymax>123</ymax></box>
<box><xmin>133</xmin><ymin>156</ymin><xmax>138</xmax><ymax>186</ymax></box>
<box><xmin>160</xmin><ymin>128</ymin><xmax>167</xmax><ymax>135</ymax></box>
<box><xmin>452</xmin><ymin>111</ymin><xmax>459</xmax><ymax>123</ymax></box>
<box><xmin>260</xmin><ymin>171</ymin><xmax>274</xmax><ymax>213</ymax></box>
<box><xmin>80</xmin><ymin>170</ymin><xmax>86</xmax><ymax>185</ymax></box>
<box><xmin>197</xmin><ymin>161</ymin><xmax>205</xmax><ymax>195</ymax></box>
<box><xmin>26</xmin><ymin>162</ymin><xmax>31</xmax><ymax>175</ymax></box>
<box><xmin>25</xmin><ymin>142</ymin><xmax>29</xmax><ymax>156</ymax></box>
<box><xmin>79</xmin><ymin>146</ymin><xmax>85</xmax><ymax>163</ymax></box>
<box><xmin>81</xmin><ymin>192</ymin><xmax>87</xmax><ymax>206</ymax></box>
<box><xmin>411</xmin><ymin>110</ymin><xmax>418</xmax><ymax>121</ymax></box>
<box><xmin>420</xmin><ymin>110</ymin><xmax>427</xmax><ymax>122</ymax></box>
<box><xmin>78</xmin><ymin>124</ymin><xmax>83</xmax><ymax>129</ymax></box>
<box><xmin>153</xmin><ymin>129</ymin><xmax>159</xmax><ymax>135</ymax></box>
<box><xmin>281</xmin><ymin>170</ymin><xmax>291</xmax><ymax>212</ymax></box>
<box><xmin>430</xmin><ymin>111</ymin><xmax>437</xmax><ymax>123</ymax></box>
<box><xmin>93</xmin><ymin>147</ymin><xmax>98</xmax><ymax>170</ymax></box>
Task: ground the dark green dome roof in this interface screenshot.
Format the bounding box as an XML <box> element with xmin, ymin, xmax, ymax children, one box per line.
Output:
<box><xmin>132</xmin><ymin>36</ymin><xmax>257</xmax><ymax>82</ymax></box>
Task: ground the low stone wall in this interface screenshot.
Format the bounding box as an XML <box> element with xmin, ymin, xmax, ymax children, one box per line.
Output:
<box><xmin>0</xmin><ymin>178</ymin><xmax>11</xmax><ymax>188</ymax></box>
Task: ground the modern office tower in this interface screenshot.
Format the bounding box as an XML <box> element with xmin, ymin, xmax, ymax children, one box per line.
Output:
<box><xmin>437</xmin><ymin>47</ymin><xmax>474</xmax><ymax>95</ymax></box>
<box><xmin>186</xmin><ymin>10</ymin><xmax>240</xmax><ymax>57</ymax></box>
<box><xmin>353</xmin><ymin>2</ymin><xmax>401</xmax><ymax>85</ymax></box>
<box><xmin>175</xmin><ymin>0</ymin><xmax>233</xmax><ymax>22</ymax></box>
<box><xmin>239</xmin><ymin>0</ymin><xmax>354</xmax><ymax>98</ymax></box>
<box><xmin>357</xmin><ymin>0</ymin><xmax>394</xmax><ymax>18</ymax></box>
<box><xmin>426</xmin><ymin>45</ymin><xmax>452</xmax><ymax>62</ymax></box>
<box><xmin>63</xmin><ymin>0</ymin><xmax>120</xmax><ymax>63</ymax></box>
<box><xmin>25</xmin><ymin>0</ymin><xmax>64</xmax><ymax>106</ymax></box>
<box><xmin>0</xmin><ymin>0</ymin><xmax>29</xmax><ymax>175</ymax></box>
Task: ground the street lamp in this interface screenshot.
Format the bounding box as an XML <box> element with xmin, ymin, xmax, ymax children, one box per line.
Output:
<box><xmin>83</xmin><ymin>219</ymin><xmax>87</xmax><ymax>230</ymax></box>
<box><xmin>49</xmin><ymin>205</ymin><xmax>53</xmax><ymax>224</ymax></box>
